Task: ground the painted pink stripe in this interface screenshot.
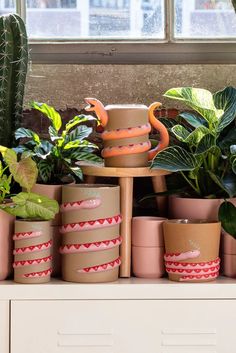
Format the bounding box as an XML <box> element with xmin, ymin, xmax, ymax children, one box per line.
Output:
<box><xmin>13</xmin><ymin>240</ymin><xmax>52</xmax><ymax>255</ymax></box>
<box><xmin>13</xmin><ymin>231</ymin><xmax>42</xmax><ymax>240</ymax></box>
<box><xmin>179</xmin><ymin>271</ymin><xmax>219</xmax><ymax>282</ymax></box>
<box><xmin>60</xmin><ymin>215</ymin><xmax>122</xmax><ymax>234</ymax></box>
<box><xmin>13</xmin><ymin>255</ymin><xmax>52</xmax><ymax>268</ymax></box>
<box><xmin>60</xmin><ymin>198</ymin><xmax>101</xmax><ymax>212</ymax></box>
<box><xmin>165</xmin><ymin>258</ymin><xmax>220</xmax><ymax>270</ymax></box>
<box><xmin>60</xmin><ymin>236</ymin><xmax>122</xmax><ymax>254</ymax></box>
<box><xmin>23</xmin><ymin>268</ymin><xmax>52</xmax><ymax>278</ymax></box>
<box><xmin>166</xmin><ymin>265</ymin><xmax>220</xmax><ymax>276</ymax></box>
<box><xmin>164</xmin><ymin>250</ymin><xmax>200</xmax><ymax>262</ymax></box>
<box><xmin>77</xmin><ymin>257</ymin><xmax>121</xmax><ymax>274</ymax></box>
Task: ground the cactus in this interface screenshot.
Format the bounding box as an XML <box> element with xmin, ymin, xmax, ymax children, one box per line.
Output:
<box><xmin>0</xmin><ymin>14</ymin><xmax>28</xmax><ymax>147</ymax></box>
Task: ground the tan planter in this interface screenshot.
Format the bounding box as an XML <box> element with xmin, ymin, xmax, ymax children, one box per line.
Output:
<box><xmin>13</xmin><ymin>220</ymin><xmax>52</xmax><ymax>284</ymax></box>
<box><xmin>60</xmin><ymin>184</ymin><xmax>122</xmax><ymax>283</ymax></box>
<box><xmin>222</xmin><ymin>231</ymin><xmax>236</xmax><ymax>278</ymax></box>
<box><xmin>0</xmin><ymin>208</ymin><xmax>15</xmax><ymax>281</ymax></box>
<box><xmin>163</xmin><ymin>220</ymin><xmax>221</xmax><ymax>282</ymax></box>
<box><xmin>32</xmin><ymin>183</ymin><xmax>64</xmax><ymax>277</ymax></box>
<box><xmin>131</xmin><ymin>217</ymin><xmax>166</xmax><ymax>278</ymax></box>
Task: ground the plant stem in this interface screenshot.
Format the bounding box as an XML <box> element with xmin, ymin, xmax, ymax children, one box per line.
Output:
<box><xmin>180</xmin><ymin>171</ymin><xmax>201</xmax><ymax>195</ymax></box>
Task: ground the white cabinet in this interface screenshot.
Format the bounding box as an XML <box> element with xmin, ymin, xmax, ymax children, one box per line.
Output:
<box><xmin>0</xmin><ymin>301</ymin><xmax>9</xmax><ymax>353</ymax></box>
<box><xmin>11</xmin><ymin>299</ymin><xmax>236</xmax><ymax>353</ymax></box>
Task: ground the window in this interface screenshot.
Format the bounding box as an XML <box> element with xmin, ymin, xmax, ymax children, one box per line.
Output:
<box><xmin>4</xmin><ymin>0</ymin><xmax>236</xmax><ymax>64</ymax></box>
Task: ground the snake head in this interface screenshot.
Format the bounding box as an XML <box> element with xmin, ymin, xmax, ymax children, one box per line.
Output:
<box><xmin>84</xmin><ymin>98</ymin><xmax>108</xmax><ymax>127</ymax></box>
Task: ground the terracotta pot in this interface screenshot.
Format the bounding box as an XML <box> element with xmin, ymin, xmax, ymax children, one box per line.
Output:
<box><xmin>222</xmin><ymin>231</ymin><xmax>236</xmax><ymax>277</ymax></box>
<box><xmin>0</xmin><ymin>208</ymin><xmax>15</xmax><ymax>281</ymax></box>
<box><xmin>131</xmin><ymin>217</ymin><xmax>166</xmax><ymax>278</ymax></box>
<box><xmin>169</xmin><ymin>195</ymin><xmax>236</xmax><ymax>220</ymax></box>
<box><xmin>60</xmin><ymin>184</ymin><xmax>121</xmax><ymax>283</ymax></box>
<box><xmin>163</xmin><ymin>219</ymin><xmax>221</xmax><ymax>282</ymax></box>
<box><xmin>13</xmin><ymin>220</ymin><xmax>52</xmax><ymax>284</ymax></box>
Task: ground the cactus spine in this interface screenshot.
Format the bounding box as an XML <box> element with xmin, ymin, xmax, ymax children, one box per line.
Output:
<box><xmin>0</xmin><ymin>14</ymin><xmax>28</xmax><ymax>147</ymax></box>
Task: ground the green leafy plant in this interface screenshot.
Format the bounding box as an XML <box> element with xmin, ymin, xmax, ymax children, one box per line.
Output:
<box><xmin>0</xmin><ymin>146</ymin><xmax>59</xmax><ymax>220</ymax></box>
<box><xmin>152</xmin><ymin>86</ymin><xmax>236</xmax><ymax>238</ymax></box>
<box><xmin>0</xmin><ymin>161</ymin><xmax>12</xmax><ymax>204</ymax></box>
<box><xmin>15</xmin><ymin>102</ymin><xmax>102</xmax><ymax>184</ymax></box>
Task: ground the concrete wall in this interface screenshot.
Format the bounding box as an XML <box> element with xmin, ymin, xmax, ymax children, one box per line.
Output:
<box><xmin>24</xmin><ymin>64</ymin><xmax>236</xmax><ymax>110</ymax></box>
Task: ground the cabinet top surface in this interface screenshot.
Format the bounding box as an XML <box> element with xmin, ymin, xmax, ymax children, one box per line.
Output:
<box><xmin>1</xmin><ymin>277</ymin><xmax>236</xmax><ymax>300</ymax></box>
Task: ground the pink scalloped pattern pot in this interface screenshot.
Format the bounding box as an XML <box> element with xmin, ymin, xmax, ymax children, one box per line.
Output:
<box><xmin>132</xmin><ymin>217</ymin><xmax>166</xmax><ymax>278</ymax></box>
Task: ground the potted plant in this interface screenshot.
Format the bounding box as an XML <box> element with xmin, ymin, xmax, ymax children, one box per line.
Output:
<box><xmin>0</xmin><ymin>146</ymin><xmax>59</xmax><ymax>283</ymax></box>
<box><xmin>14</xmin><ymin>102</ymin><xmax>102</xmax><ymax>275</ymax></box>
<box><xmin>151</xmin><ymin>86</ymin><xmax>236</xmax><ymax>277</ymax></box>
<box><xmin>152</xmin><ymin>86</ymin><xmax>236</xmax><ymax>217</ymax></box>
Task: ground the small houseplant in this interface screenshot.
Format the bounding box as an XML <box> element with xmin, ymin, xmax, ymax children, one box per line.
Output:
<box><xmin>152</xmin><ymin>86</ymin><xmax>236</xmax><ymax>277</ymax></box>
<box><xmin>0</xmin><ymin>146</ymin><xmax>59</xmax><ymax>283</ymax></box>
<box><xmin>14</xmin><ymin>102</ymin><xmax>102</xmax><ymax>275</ymax></box>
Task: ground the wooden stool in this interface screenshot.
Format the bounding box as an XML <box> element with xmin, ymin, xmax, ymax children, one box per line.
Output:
<box><xmin>81</xmin><ymin>166</ymin><xmax>170</xmax><ymax>278</ymax></box>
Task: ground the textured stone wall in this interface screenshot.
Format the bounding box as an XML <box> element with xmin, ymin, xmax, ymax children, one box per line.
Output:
<box><xmin>24</xmin><ymin>64</ymin><xmax>236</xmax><ymax>110</ymax></box>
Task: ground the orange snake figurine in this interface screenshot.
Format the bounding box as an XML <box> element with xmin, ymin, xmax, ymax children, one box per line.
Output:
<box><xmin>85</xmin><ymin>98</ymin><xmax>169</xmax><ymax>167</ymax></box>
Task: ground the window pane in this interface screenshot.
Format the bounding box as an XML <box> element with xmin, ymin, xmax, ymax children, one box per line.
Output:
<box><xmin>0</xmin><ymin>0</ymin><xmax>16</xmax><ymax>15</ymax></box>
<box><xmin>26</xmin><ymin>0</ymin><xmax>165</xmax><ymax>39</ymax></box>
<box><xmin>175</xmin><ymin>0</ymin><xmax>236</xmax><ymax>39</ymax></box>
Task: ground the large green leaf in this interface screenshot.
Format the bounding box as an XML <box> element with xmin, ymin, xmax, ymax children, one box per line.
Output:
<box><xmin>164</xmin><ymin>87</ymin><xmax>221</xmax><ymax>125</ymax></box>
<box><xmin>66</xmin><ymin>125</ymin><xmax>93</xmax><ymax>142</ymax></box>
<box><xmin>10</xmin><ymin>157</ymin><xmax>38</xmax><ymax>192</ymax></box>
<box><xmin>15</xmin><ymin>128</ymin><xmax>40</xmax><ymax>144</ymax></box>
<box><xmin>214</xmin><ymin>87</ymin><xmax>236</xmax><ymax>132</ymax></box>
<box><xmin>178</xmin><ymin>112</ymin><xmax>206</xmax><ymax>128</ymax></box>
<box><xmin>151</xmin><ymin>146</ymin><xmax>200</xmax><ymax>172</ymax></box>
<box><xmin>219</xmin><ymin>201</ymin><xmax>236</xmax><ymax>238</ymax></box>
<box><xmin>63</xmin><ymin>115</ymin><xmax>97</xmax><ymax>134</ymax></box>
<box><xmin>171</xmin><ymin>125</ymin><xmax>210</xmax><ymax>146</ymax></box>
<box><xmin>219</xmin><ymin>128</ymin><xmax>236</xmax><ymax>149</ymax></box>
<box><xmin>195</xmin><ymin>134</ymin><xmax>216</xmax><ymax>154</ymax></box>
<box><xmin>207</xmin><ymin>171</ymin><xmax>233</xmax><ymax>197</ymax></box>
<box><xmin>31</xmin><ymin>102</ymin><xmax>62</xmax><ymax>132</ymax></box>
<box><xmin>34</xmin><ymin>140</ymin><xmax>53</xmax><ymax>159</ymax></box>
<box><xmin>38</xmin><ymin>160</ymin><xmax>53</xmax><ymax>183</ymax></box>
<box><xmin>64</xmin><ymin>140</ymin><xmax>98</xmax><ymax>150</ymax></box>
<box><xmin>0</xmin><ymin>192</ymin><xmax>59</xmax><ymax>220</ymax></box>
<box><xmin>73</xmin><ymin>152</ymin><xmax>103</xmax><ymax>165</ymax></box>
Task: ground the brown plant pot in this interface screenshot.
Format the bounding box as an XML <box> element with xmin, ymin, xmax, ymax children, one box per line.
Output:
<box><xmin>104</xmin><ymin>105</ymin><xmax>150</xmax><ymax>167</ymax></box>
<box><xmin>31</xmin><ymin>183</ymin><xmax>66</xmax><ymax>277</ymax></box>
<box><xmin>13</xmin><ymin>220</ymin><xmax>52</xmax><ymax>284</ymax></box>
<box><xmin>0</xmin><ymin>208</ymin><xmax>15</xmax><ymax>281</ymax></box>
<box><xmin>131</xmin><ymin>217</ymin><xmax>166</xmax><ymax>278</ymax></box>
<box><xmin>163</xmin><ymin>220</ymin><xmax>221</xmax><ymax>282</ymax></box>
<box><xmin>60</xmin><ymin>184</ymin><xmax>121</xmax><ymax>283</ymax></box>
<box><xmin>222</xmin><ymin>231</ymin><xmax>236</xmax><ymax>277</ymax></box>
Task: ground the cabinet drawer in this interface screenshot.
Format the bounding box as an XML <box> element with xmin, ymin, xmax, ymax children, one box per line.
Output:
<box><xmin>11</xmin><ymin>299</ymin><xmax>236</xmax><ymax>353</ymax></box>
<box><xmin>0</xmin><ymin>301</ymin><xmax>9</xmax><ymax>353</ymax></box>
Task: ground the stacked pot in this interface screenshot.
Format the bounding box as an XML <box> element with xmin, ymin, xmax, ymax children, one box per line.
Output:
<box><xmin>60</xmin><ymin>184</ymin><xmax>122</xmax><ymax>283</ymax></box>
<box><xmin>13</xmin><ymin>220</ymin><xmax>52</xmax><ymax>284</ymax></box>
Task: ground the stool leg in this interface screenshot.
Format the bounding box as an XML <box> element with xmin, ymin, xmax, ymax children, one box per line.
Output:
<box><xmin>119</xmin><ymin>177</ymin><xmax>133</xmax><ymax>278</ymax></box>
<box><xmin>84</xmin><ymin>175</ymin><xmax>96</xmax><ymax>184</ymax></box>
<box><xmin>152</xmin><ymin>176</ymin><xmax>167</xmax><ymax>217</ymax></box>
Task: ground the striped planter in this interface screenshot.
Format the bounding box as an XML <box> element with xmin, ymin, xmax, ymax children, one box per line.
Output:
<box><xmin>13</xmin><ymin>220</ymin><xmax>52</xmax><ymax>284</ymax></box>
<box><xmin>60</xmin><ymin>184</ymin><xmax>121</xmax><ymax>283</ymax></box>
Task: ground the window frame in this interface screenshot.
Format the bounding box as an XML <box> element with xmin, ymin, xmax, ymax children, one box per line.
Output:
<box><xmin>15</xmin><ymin>0</ymin><xmax>236</xmax><ymax>64</ymax></box>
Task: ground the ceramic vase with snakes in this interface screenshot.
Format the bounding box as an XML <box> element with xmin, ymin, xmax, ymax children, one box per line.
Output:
<box><xmin>13</xmin><ymin>220</ymin><xmax>52</xmax><ymax>284</ymax></box>
<box><xmin>84</xmin><ymin>98</ymin><xmax>169</xmax><ymax>167</ymax></box>
<box><xmin>60</xmin><ymin>184</ymin><xmax>122</xmax><ymax>283</ymax></box>
<box><xmin>163</xmin><ymin>220</ymin><xmax>221</xmax><ymax>282</ymax></box>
